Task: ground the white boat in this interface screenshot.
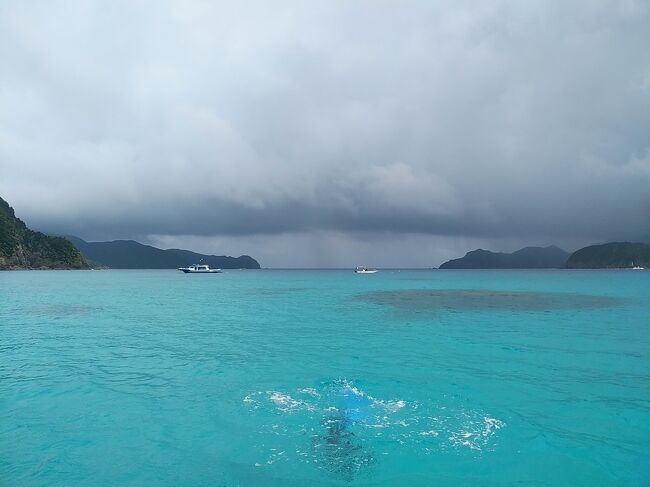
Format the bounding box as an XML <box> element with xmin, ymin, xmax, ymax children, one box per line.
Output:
<box><xmin>632</xmin><ymin>262</ymin><xmax>644</xmax><ymax>270</ymax></box>
<box><xmin>355</xmin><ymin>266</ymin><xmax>378</xmax><ymax>274</ymax></box>
<box><xmin>178</xmin><ymin>264</ymin><xmax>222</xmax><ymax>273</ymax></box>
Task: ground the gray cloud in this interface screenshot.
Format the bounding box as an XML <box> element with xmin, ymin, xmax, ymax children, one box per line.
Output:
<box><xmin>1</xmin><ymin>1</ymin><xmax>649</xmax><ymax>266</ymax></box>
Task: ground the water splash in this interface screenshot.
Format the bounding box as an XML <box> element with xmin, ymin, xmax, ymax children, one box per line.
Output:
<box><xmin>244</xmin><ymin>380</ymin><xmax>506</xmax><ymax>481</ymax></box>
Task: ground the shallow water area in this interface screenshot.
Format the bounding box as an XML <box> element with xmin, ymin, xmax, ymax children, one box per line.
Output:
<box><xmin>1</xmin><ymin>269</ymin><xmax>649</xmax><ymax>485</ymax></box>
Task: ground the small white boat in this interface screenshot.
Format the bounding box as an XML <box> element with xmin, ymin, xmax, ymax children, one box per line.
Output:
<box><xmin>178</xmin><ymin>264</ymin><xmax>222</xmax><ymax>273</ymax></box>
<box><xmin>632</xmin><ymin>262</ymin><xmax>644</xmax><ymax>270</ymax></box>
<box><xmin>355</xmin><ymin>266</ymin><xmax>378</xmax><ymax>274</ymax></box>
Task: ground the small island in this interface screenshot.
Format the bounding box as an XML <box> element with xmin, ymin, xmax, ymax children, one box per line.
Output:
<box><xmin>0</xmin><ymin>196</ymin><xmax>88</xmax><ymax>270</ymax></box>
<box><xmin>66</xmin><ymin>236</ymin><xmax>261</xmax><ymax>270</ymax></box>
<box><xmin>439</xmin><ymin>246</ymin><xmax>570</xmax><ymax>269</ymax></box>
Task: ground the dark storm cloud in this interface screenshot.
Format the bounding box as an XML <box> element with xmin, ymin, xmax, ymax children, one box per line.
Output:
<box><xmin>1</xmin><ymin>1</ymin><xmax>649</xmax><ymax>264</ymax></box>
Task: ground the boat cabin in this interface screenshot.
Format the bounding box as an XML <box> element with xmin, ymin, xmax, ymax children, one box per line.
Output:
<box><xmin>189</xmin><ymin>265</ymin><xmax>210</xmax><ymax>271</ymax></box>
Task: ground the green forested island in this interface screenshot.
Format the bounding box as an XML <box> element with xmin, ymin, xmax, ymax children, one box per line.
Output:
<box><xmin>440</xmin><ymin>242</ymin><xmax>650</xmax><ymax>269</ymax></box>
<box><xmin>66</xmin><ymin>236</ymin><xmax>261</xmax><ymax>269</ymax></box>
<box><xmin>565</xmin><ymin>242</ymin><xmax>650</xmax><ymax>269</ymax></box>
<box><xmin>0</xmin><ymin>197</ymin><xmax>88</xmax><ymax>269</ymax></box>
<box><xmin>439</xmin><ymin>246</ymin><xmax>570</xmax><ymax>269</ymax></box>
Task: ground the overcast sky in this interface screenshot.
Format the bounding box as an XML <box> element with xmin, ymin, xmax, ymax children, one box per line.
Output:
<box><xmin>1</xmin><ymin>1</ymin><xmax>649</xmax><ymax>267</ymax></box>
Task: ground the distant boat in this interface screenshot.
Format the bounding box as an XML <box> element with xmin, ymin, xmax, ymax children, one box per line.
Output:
<box><xmin>355</xmin><ymin>266</ymin><xmax>378</xmax><ymax>274</ymax></box>
<box><xmin>178</xmin><ymin>264</ymin><xmax>222</xmax><ymax>273</ymax></box>
<box><xmin>631</xmin><ymin>262</ymin><xmax>644</xmax><ymax>270</ymax></box>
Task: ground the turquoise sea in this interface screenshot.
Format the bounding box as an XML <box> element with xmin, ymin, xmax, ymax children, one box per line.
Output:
<box><xmin>1</xmin><ymin>269</ymin><xmax>649</xmax><ymax>486</ymax></box>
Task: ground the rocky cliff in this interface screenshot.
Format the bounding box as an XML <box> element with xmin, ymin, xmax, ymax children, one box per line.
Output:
<box><xmin>0</xmin><ymin>197</ymin><xmax>88</xmax><ymax>269</ymax></box>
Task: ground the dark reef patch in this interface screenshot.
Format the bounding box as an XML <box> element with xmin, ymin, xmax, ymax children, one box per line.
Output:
<box><xmin>358</xmin><ymin>289</ymin><xmax>620</xmax><ymax>313</ymax></box>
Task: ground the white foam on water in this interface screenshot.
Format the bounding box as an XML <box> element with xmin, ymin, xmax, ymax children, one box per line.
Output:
<box><xmin>298</xmin><ymin>387</ymin><xmax>320</xmax><ymax>397</ymax></box>
<box><xmin>267</xmin><ymin>391</ymin><xmax>315</xmax><ymax>413</ymax></box>
<box><xmin>244</xmin><ymin>380</ymin><xmax>507</xmax><ymax>470</ymax></box>
<box><xmin>482</xmin><ymin>416</ymin><xmax>505</xmax><ymax>436</ymax></box>
<box><xmin>419</xmin><ymin>430</ymin><xmax>439</xmax><ymax>437</ymax></box>
<box><xmin>339</xmin><ymin>381</ymin><xmax>366</xmax><ymax>398</ymax></box>
<box><xmin>449</xmin><ymin>436</ymin><xmax>482</xmax><ymax>450</ymax></box>
<box><xmin>378</xmin><ymin>399</ymin><xmax>406</xmax><ymax>413</ymax></box>
<box><xmin>447</xmin><ymin>414</ymin><xmax>507</xmax><ymax>451</ymax></box>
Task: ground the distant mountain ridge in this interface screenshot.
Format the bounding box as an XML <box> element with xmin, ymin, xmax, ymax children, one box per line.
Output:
<box><xmin>565</xmin><ymin>242</ymin><xmax>650</xmax><ymax>269</ymax></box>
<box><xmin>66</xmin><ymin>236</ymin><xmax>260</xmax><ymax>269</ymax></box>
<box><xmin>439</xmin><ymin>246</ymin><xmax>570</xmax><ymax>269</ymax></box>
<box><xmin>0</xmin><ymin>196</ymin><xmax>88</xmax><ymax>269</ymax></box>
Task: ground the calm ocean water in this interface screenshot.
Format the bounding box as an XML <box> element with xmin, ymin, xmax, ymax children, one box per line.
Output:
<box><xmin>1</xmin><ymin>269</ymin><xmax>649</xmax><ymax>486</ymax></box>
